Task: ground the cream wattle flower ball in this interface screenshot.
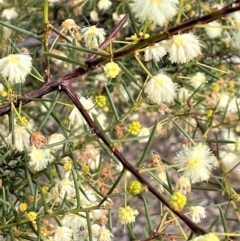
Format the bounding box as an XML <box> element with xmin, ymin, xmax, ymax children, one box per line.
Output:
<box><xmin>167</xmin><ymin>33</ymin><xmax>202</xmax><ymax>64</ymax></box>
<box><xmin>131</xmin><ymin>0</ymin><xmax>179</xmax><ymax>26</ymax></box>
<box><xmin>144</xmin><ymin>73</ymin><xmax>177</xmax><ymax>105</ymax></box>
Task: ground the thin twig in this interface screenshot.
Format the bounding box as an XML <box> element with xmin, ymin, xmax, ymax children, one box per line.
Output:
<box><xmin>61</xmin><ymin>84</ymin><xmax>207</xmax><ymax>235</ymax></box>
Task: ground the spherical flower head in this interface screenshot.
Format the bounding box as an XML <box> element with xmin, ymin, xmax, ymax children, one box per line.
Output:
<box><xmin>81</xmin><ymin>164</ymin><xmax>90</xmax><ymax>174</ymax></box>
<box><xmin>16</xmin><ymin>116</ymin><xmax>28</xmax><ymax>127</ymax></box>
<box><xmin>169</xmin><ymin>192</ymin><xmax>187</xmax><ymax>211</ymax></box>
<box><xmin>19</xmin><ymin>202</ymin><xmax>28</xmax><ymax>212</ymax></box>
<box><xmin>219</xmin><ymin>129</ymin><xmax>240</xmax><ymax>174</ymax></box>
<box><xmin>144</xmin><ymin>73</ymin><xmax>177</xmax><ymax>105</ymax></box>
<box><xmin>53</xmin><ymin>226</ymin><xmax>73</xmax><ymax>241</ymax></box>
<box><xmin>7</xmin><ymin>125</ymin><xmax>30</xmax><ymax>151</ymax></box>
<box><xmin>56</xmin><ymin>176</ymin><xmax>75</xmax><ymax>201</ymax></box>
<box><xmin>177</xmin><ymin>87</ymin><xmax>189</xmax><ymax>104</ymax></box>
<box><xmin>69</xmin><ymin>96</ymin><xmax>98</xmax><ymax>126</ymax></box>
<box><xmin>1</xmin><ymin>8</ymin><xmax>18</xmax><ymax>20</ymax></box>
<box><xmin>87</xmin><ymin>154</ymin><xmax>100</xmax><ymax>171</ymax></box>
<box><xmin>231</xmin><ymin>30</ymin><xmax>240</xmax><ymax>51</ymax></box>
<box><xmin>95</xmin><ymin>95</ymin><xmax>106</xmax><ymax>107</ymax></box>
<box><xmin>190</xmin><ymin>72</ymin><xmax>206</xmax><ymax>89</ymax></box>
<box><xmin>175</xmin><ymin>176</ymin><xmax>191</xmax><ymax>194</ymax></box>
<box><xmin>118</xmin><ymin>206</ymin><xmax>138</xmax><ymax>225</ymax></box>
<box><xmin>104</xmin><ymin>61</ymin><xmax>120</xmax><ymax>78</ymax></box>
<box><xmin>61</xmin><ymin>213</ymin><xmax>87</xmax><ymax>231</ymax></box>
<box><xmin>92</xmin><ymin>209</ymin><xmax>108</xmax><ymax>221</ymax></box>
<box><xmin>63</xmin><ymin>160</ymin><xmax>73</xmax><ymax>171</ymax></box>
<box><xmin>156</xmin><ymin>172</ymin><xmax>168</xmax><ymax>193</ymax></box>
<box><xmin>79</xmin><ymin>188</ymin><xmax>98</xmax><ymax>207</ymax></box>
<box><xmin>27</xmin><ymin>211</ymin><xmax>37</xmax><ymax>222</ymax></box>
<box><xmin>81</xmin><ymin>25</ymin><xmax>106</xmax><ymax>49</ymax></box>
<box><xmin>144</xmin><ymin>42</ymin><xmax>167</xmax><ymax>62</ymax></box>
<box><xmin>98</xmin><ymin>226</ymin><xmax>114</xmax><ymax>241</ymax></box>
<box><xmin>127</xmin><ymin>180</ymin><xmax>142</xmax><ymax>195</ymax></box>
<box><xmin>128</xmin><ymin>121</ymin><xmax>142</xmax><ymax>135</ymax></box>
<box><xmin>217</xmin><ymin>93</ymin><xmax>239</xmax><ymax>114</ymax></box>
<box><xmin>131</xmin><ymin>0</ymin><xmax>179</xmax><ymax>26</ymax></box>
<box><xmin>189</xmin><ymin>206</ymin><xmax>206</xmax><ymax>224</ymax></box>
<box><xmin>137</xmin><ymin>127</ymin><xmax>150</xmax><ymax>143</ymax></box>
<box><xmin>168</xmin><ymin>33</ymin><xmax>202</xmax><ymax>64</ymax></box>
<box><xmin>205</xmin><ymin>21</ymin><xmax>223</xmax><ymax>39</ymax></box>
<box><xmin>48</xmin><ymin>133</ymin><xmax>65</xmax><ymax>151</ymax></box>
<box><xmin>98</xmin><ymin>0</ymin><xmax>112</xmax><ymax>10</ymax></box>
<box><xmin>29</xmin><ymin>148</ymin><xmax>54</xmax><ymax>171</ymax></box>
<box><xmin>41</xmin><ymin>186</ymin><xmax>49</xmax><ymax>194</ymax></box>
<box><xmin>0</xmin><ymin>54</ymin><xmax>32</xmax><ymax>84</ymax></box>
<box><xmin>175</xmin><ymin>143</ymin><xmax>216</xmax><ymax>183</ymax></box>
<box><xmin>81</xmin><ymin>224</ymin><xmax>100</xmax><ymax>240</ymax></box>
<box><xmin>90</xmin><ymin>10</ymin><xmax>99</xmax><ymax>22</ymax></box>
<box><xmin>192</xmin><ymin>233</ymin><xmax>219</xmax><ymax>241</ymax></box>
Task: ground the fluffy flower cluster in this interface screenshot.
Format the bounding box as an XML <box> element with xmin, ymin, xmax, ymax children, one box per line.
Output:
<box><xmin>28</xmin><ymin>148</ymin><xmax>54</xmax><ymax>171</ymax></box>
<box><xmin>144</xmin><ymin>42</ymin><xmax>167</xmax><ymax>62</ymax></box>
<box><xmin>217</xmin><ymin>92</ymin><xmax>240</xmax><ymax>114</ymax></box>
<box><xmin>69</xmin><ymin>96</ymin><xmax>98</xmax><ymax>127</ymax></box>
<box><xmin>131</xmin><ymin>0</ymin><xmax>179</xmax><ymax>26</ymax></box>
<box><xmin>137</xmin><ymin>127</ymin><xmax>150</xmax><ymax>143</ymax></box>
<box><xmin>79</xmin><ymin>144</ymin><xmax>101</xmax><ymax>172</ymax></box>
<box><xmin>48</xmin><ymin>133</ymin><xmax>65</xmax><ymax>151</ymax></box>
<box><xmin>81</xmin><ymin>25</ymin><xmax>106</xmax><ymax>48</ymax></box>
<box><xmin>144</xmin><ymin>73</ymin><xmax>177</xmax><ymax>105</ymax></box>
<box><xmin>118</xmin><ymin>206</ymin><xmax>138</xmax><ymax>225</ymax></box>
<box><xmin>175</xmin><ymin>176</ymin><xmax>191</xmax><ymax>194</ymax></box>
<box><xmin>142</xmin><ymin>33</ymin><xmax>202</xmax><ymax>64</ymax></box>
<box><xmin>50</xmin><ymin>172</ymin><xmax>76</xmax><ymax>203</ymax></box>
<box><xmin>7</xmin><ymin>125</ymin><xmax>30</xmax><ymax>151</ymax></box>
<box><xmin>98</xmin><ymin>0</ymin><xmax>112</xmax><ymax>10</ymax></box>
<box><xmin>231</xmin><ymin>12</ymin><xmax>240</xmax><ymax>50</ymax></box>
<box><xmin>104</xmin><ymin>61</ymin><xmax>121</xmax><ymax>78</ymax></box>
<box><xmin>1</xmin><ymin>7</ymin><xmax>18</xmax><ymax>20</ymax></box>
<box><xmin>0</xmin><ymin>54</ymin><xmax>32</xmax><ymax>84</ymax></box>
<box><xmin>191</xmin><ymin>233</ymin><xmax>219</xmax><ymax>241</ymax></box>
<box><xmin>189</xmin><ymin>206</ymin><xmax>206</xmax><ymax>224</ymax></box>
<box><xmin>53</xmin><ymin>226</ymin><xmax>73</xmax><ymax>241</ymax></box>
<box><xmin>205</xmin><ymin>21</ymin><xmax>223</xmax><ymax>39</ymax></box>
<box><xmin>168</xmin><ymin>33</ymin><xmax>202</xmax><ymax>64</ymax></box>
<box><xmin>175</xmin><ymin>143</ymin><xmax>216</xmax><ymax>183</ymax></box>
<box><xmin>190</xmin><ymin>72</ymin><xmax>206</xmax><ymax>89</ymax></box>
<box><xmin>219</xmin><ymin>129</ymin><xmax>240</xmax><ymax>179</ymax></box>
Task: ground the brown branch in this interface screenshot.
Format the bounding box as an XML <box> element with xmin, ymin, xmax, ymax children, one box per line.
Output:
<box><xmin>87</xmin><ymin>1</ymin><xmax>240</xmax><ymax>66</ymax></box>
<box><xmin>86</xmin><ymin>13</ymin><xmax>129</xmax><ymax>62</ymax></box>
<box><xmin>0</xmin><ymin>2</ymin><xmax>239</xmax><ymax>116</ymax></box>
<box><xmin>61</xmin><ymin>84</ymin><xmax>207</xmax><ymax>235</ymax></box>
<box><xmin>1</xmin><ymin>2</ymin><xmax>239</xmax><ymax>236</ymax></box>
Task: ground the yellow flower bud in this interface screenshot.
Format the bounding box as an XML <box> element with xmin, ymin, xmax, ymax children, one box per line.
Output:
<box><xmin>64</xmin><ymin>161</ymin><xmax>72</xmax><ymax>171</ymax></box>
<box><xmin>16</xmin><ymin>117</ymin><xmax>28</xmax><ymax>127</ymax></box>
<box><xmin>95</xmin><ymin>95</ymin><xmax>106</xmax><ymax>107</ymax></box>
<box><xmin>128</xmin><ymin>121</ymin><xmax>142</xmax><ymax>135</ymax></box>
<box><xmin>207</xmin><ymin>109</ymin><xmax>213</xmax><ymax>117</ymax></box>
<box><xmin>169</xmin><ymin>192</ymin><xmax>187</xmax><ymax>211</ymax></box>
<box><xmin>81</xmin><ymin>165</ymin><xmax>90</xmax><ymax>174</ymax></box>
<box><xmin>127</xmin><ymin>180</ymin><xmax>142</xmax><ymax>195</ymax></box>
<box><xmin>27</xmin><ymin>211</ymin><xmax>37</xmax><ymax>222</ymax></box>
<box><xmin>41</xmin><ymin>186</ymin><xmax>49</xmax><ymax>194</ymax></box>
<box><xmin>19</xmin><ymin>202</ymin><xmax>28</xmax><ymax>212</ymax></box>
<box><xmin>104</xmin><ymin>61</ymin><xmax>120</xmax><ymax>78</ymax></box>
<box><xmin>118</xmin><ymin>206</ymin><xmax>138</xmax><ymax>225</ymax></box>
